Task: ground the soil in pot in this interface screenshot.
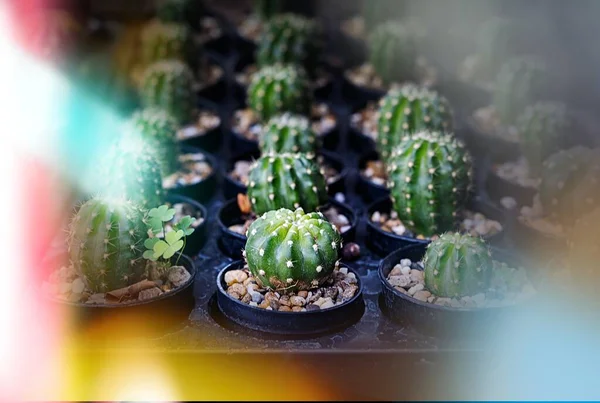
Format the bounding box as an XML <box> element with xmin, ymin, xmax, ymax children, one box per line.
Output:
<box><xmin>487</xmin><ymin>156</ymin><xmax>539</xmax><ymax>210</ymax></box>
<box><xmin>235</xmin><ymin>63</ymin><xmax>332</xmax><ymax>92</ymax></box>
<box><xmin>162</xmin><ymin>150</ymin><xmax>214</xmax><ymax>190</ymax></box>
<box><xmin>468</xmin><ymin>105</ymin><xmax>520</xmax><ymax>148</ymax></box>
<box><xmin>176</xmin><ymin>110</ymin><xmax>221</xmax><ymax>144</ymax></box>
<box><xmin>344</xmin><ymin>60</ymin><xmax>437</xmax><ymax>93</ymax></box>
<box><xmin>349</xmin><ymin>99</ymin><xmax>379</xmax><ymax>147</ymax></box>
<box><xmin>516</xmin><ymin>195</ymin><xmax>567</xmax><ymax>243</ymax></box>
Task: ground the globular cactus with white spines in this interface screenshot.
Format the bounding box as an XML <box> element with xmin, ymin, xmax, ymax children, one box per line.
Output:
<box><xmin>243</xmin><ymin>207</ymin><xmax>342</xmax><ymax>292</ymax></box>
<box><xmin>141</xmin><ymin>20</ymin><xmax>194</xmax><ymax>66</ymax></box>
<box><xmin>247</xmin><ymin>153</ymin><xmax>328</xmax><ymax>216</ymax></box>
<box><xmin>247</xmin><ymin>63</ymin><xmax>312</xmax><ymax>122</ymax></box>
<box><xmin>259</xmin><ymin>112</ymin><xmax>318</xmax><ymax>154</ymax></box>
<box><xmin>140</xmin><ymin>59</ymin><xmax>196</xmax><ymax>125</ymax></box>
<box><xmin>376</xmin><ymin>84</ymin><xmax>453</xmax><ymax>161</ymax></box>
<box><xmin>368</xmin><ymin>21</ymin><xmax>418</xmax><ymax>85</ymax></box>
<box><xmin>67</xmin><ymin>197</ymin><xmax>149</xmax><ymax>293</ymax></box>
<box><xmin>423</xmin><ymin>232</ymin><xmax>493</xmax><ymax>298</ymax></box>
<box><xmin>538</xmin><ymin>146</ymin><xmax>600</xmax><ymax>224</ymax></box>
<box><xmin>126</xmin><ymin>107</ymin><xmax>181</xmax><ymax>176</ymax></box>
<box><xmin>516</xmin><ymin>101</ymin><xmax>570</xmax><ymax>177</ymax></box>
<box><xmin>386</xmin><ymin>131</ymin><xmax>473</xmax><ymax>238</ymax></box>
<box><xmin>256</xmin><ymin>13</ymin><xmax>322</xmax><ymax>75</ymax></box>
<box><xmin>492</xmin><ymin>56</ymin><xmax>547</xmax><ymax>125</ymax></box>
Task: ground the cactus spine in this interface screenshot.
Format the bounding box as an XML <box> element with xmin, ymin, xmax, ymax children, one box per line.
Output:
<box><xmin>423</xmin><ymin>232</ymin><xmax>493</xmax><ymax>298</ymax></box>
<box><xmin>67</xmin><ymin>197</ymin><xmax>149</xmax><ymax>293</ymax></box>
<box><xmin>516</xmin><ymin>102</ymin><xmax>569</xmax><ymax>177</ymax></box>
<box><xmin>376</xmin><ymin>84</ymin><xmax>453</xmax><ymax>160</ymax></box>
<box><xmin>141</xmin><ymin>20</ymin><xmax>193</xmax><ymax>66</ymax></box>
<box><xmin>243</xmin><ymin>207</ymin><xmax>342</xmax><ymax>292</ymax></box>
<box><xmin>259</xmin><ymin>112</ymin><xmax>318</xmax><ymax>154</ymax></box>
<box><xmin>386</xmin><ymin>131</ymin><xmax>473</xmax><ymax>237</ymax></box>
<box><xmin>247</xmin><ymin>153</ymin><xmax>328</xmax><ymax>215</ymax></box>
<box><xmin>368</xmin><ymin>21</ymin><xmax>418</xmax><ymax>85</ymax></box>
<box><xmin>247</xmin><ymin>63</ymin><xmax>312</xmax><ymax>122</ymax></box>
<box><xmin>140</xmin><ymin>59</ymin><xmax>196</xmax><ymax>125</ymax></box>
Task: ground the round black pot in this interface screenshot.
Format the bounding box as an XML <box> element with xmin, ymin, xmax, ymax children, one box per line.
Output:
<box><xmin>462</xmin><ymin>116</ymin><xmax>521</xmax><ymax>164</ymax></box>
<box><xmin>216</xmin><ymin>260</ymin><xmax>364</xmax><ymax>335</ymax></box>
<box><xmin>197</xmin><ymin>76</ymin><xmax>233</xmax><ymax>111</ymax></box>
<box><xmin>165</xmin><ymin>145</ymin><xmax>218</xmax><ymax>204</ymax></box>
<box><xmin>222</xmin><ymin>149</ymin><xmax>348</xmax><ymax>200</ymax></box>
<box><xmin>484</xmin><ymin>169</ymin><xmax>537</xmax><ymax>210</ymax></box>
<box><xmin>166</xmin><ymin>193</ymin><xmax>208</xmax><ymax>256</ymax></box>
<box><xmin>355</xmin><ymin>150</ymin><xmax>389</xmax><ymax>203</ymax></box>
<box><xmin>217</xmin><ymin>197</ymin><xmax>359</xmax><ymax>260</ymax></box>
<box><xmin>509</xmin><ymin>216</ymin><xmax>567</xmax><ymax>259</ymax></box>
<box><xmin>436</xmin><ymin>77</ymin><xmax>492</xmax><ymax>118</ymax></box>
<box><xmin>378</xmin><ymin>244</ymin><xmax>533</xmax><ymax>338</ymax></box>
<box><xmin>179</xmin><ymin>113</ymin><xmax>224</xmax><ymax>154</ymax></box>
<box><xmin>366</xmin><ymin>196</ymin><xmax>507</xmax><ymax>257</ymax></box>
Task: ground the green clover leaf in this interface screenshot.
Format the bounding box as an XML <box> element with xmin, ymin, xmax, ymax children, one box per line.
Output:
<box><xmin>149</xmin><ymin>205</ymin><xmax>176</xmax><ymax>222</ymax></box>
<box><xmin>152</xmin><ymin>230</ymin><xmax>184</xmax><ymax>260</ymax></box>
<box><xmin>172</xmin><ymin>215</ymin><xmax>196</xmax><ymax>236</ymax></box>
<box><xmin>143</xmin><ymin>238</ymin><xmax>160</xmax><ymax>261</ymax></box>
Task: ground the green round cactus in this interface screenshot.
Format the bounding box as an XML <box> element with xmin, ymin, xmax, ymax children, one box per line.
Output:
<box><xmin>247</xmin><ymin>64</ymin><xmax>312</xmax><ymax>122</ymax></box>
<box><xmin>368</xmin><ymin>21</ymin><xmax>418</xmax><ymax>85</ymax></box>
<box><xmin>243</xmin><ymin>207</ymin><xmax>342</xmax><ymax>291</ymax></box>
<box><xmin>127</xmin><ymin>107</ymin><xmax>181</xmax><ymax>176</ymax></box>
<box><xmin>492</xmin><ymin>56</ymin><xmax>547</xmax><ymax>125</ymax></box>
<box><xmin>376</xmin><ymin>84</ymin><xmax>453</xmax><ymax>160</ymax></box>
<box><xmin>256</xmin><ymin>13</ymin><xmax>321</xmax><ymax>74</ymax></box>
<box><xmin>141</xmin><ymin>20</ymin><xmax>193</xmax><ymax>66</ymax></box>
<box><xmin>259</xmin><ymin>112</ymin><xmax>318</xmax><ymax>154</ymax></box>
<box><xmin>67</xmin><ymin>197</ymin><xmax>149</xmax><ymax>293</ymax></box>
<box><xmin>423</xmin><ymin>232</ymin><xmax>493</xmax><ymax>298</ymax></box>
<box><xmin>538</xmin><ymin>146</ymin><xmax>600</xmax><ymax>224</ymax></box>
<box><xmin>247</xmin><ymin>153</ymin><xmax>328</xmax><ymax>215</ymax></box>
<box><xmin>140</xmin><ymin>59</ymin><xmax>196</xmax><ymax>125</ymax></box>
<box><xmin>386</xmin><ymin>131</ymin><xmax>473</xmax><ymax>237</ymax></box>
<box><xmin>100</xmin><ymin>138</ymin><xmax>165</xmax><ymax>210</ymax></box>
<box><xmin>516</xmin><ymin>102</ymin><xmax>570</xmax><ymax>177</ymax></box>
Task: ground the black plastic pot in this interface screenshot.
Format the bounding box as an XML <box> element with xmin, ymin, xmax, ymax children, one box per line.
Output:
<box><xmin>509</xmin><ymin>216</ymin><xmax>567</xmax><ymax>260</ymax></box>
<box><xmin>355</xmin><ymin>150</ymin><xmax>389</xmax><ymax>203</ymax></box>
<box><xmin>461</xmin><ymin>116</ymin><xmax>521</xmax><ymax>164</ymax></box>
<box><xmin>222</xmin><ymin>149</ymin><xmax>349</xmax><ymax>201</ymax></box>
<box><xmin>378</xmin><ymin>244</ymin><xmax>532</xmax><ymax>338</ymax></box>
<box><xmin>165</xmin><ymin>145</ymin><xmax>218</xmax><ymax>204</ymax></box>
<box><xmin>366</xmin><ymin>196</ymin><xmax>507</xmax><ymax>257</ymax></box>
<box><xmin>166</xmin><ymin>193</ymin><xmax>208</xmax><ymax>256</ymax></box>
<box><xmin>197</xmin><ymin>76</ymin><xmax>234</xmax><ymax>110</ymax></box>
<box><xmin>436</xmin><ymin>76</ymin><xmax>492</xmax><ymax>118</ymax></box>
<box><xmin>484</xmin><ymin>169</ymin><xmax>537</xmax><ymax>210</ymax></box>
<box><xmin>217</xmin><ymin>197</ymin><xmax>359</xmax><ymax>260</ymax></box>
<box><xmin>178</xmin><ymin>113</ymin><xmax>224</xmax><ymax>154</ymax></box>
<box><xmin>216</xmin><ymin>260</ymin><xmax>364</xmax><ymax>335</ymax></box>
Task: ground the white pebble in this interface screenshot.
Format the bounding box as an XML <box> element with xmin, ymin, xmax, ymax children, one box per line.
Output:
<box><xmin>249</xmin><ymin>301</ymin><xmax>258</xmax><ymax>307</ymax></box>
<box><xmin>390</xmin><ymin>264</ymin><xmax>403</xmax><ymax>276</ymax></box>
<box><xmin>472</xmin><ymin>293</ymin><xmax>486</xmax><ymax>304</ymax></box>
<box><xmin>500</xmin><ymin>197</ymin><xmax>517</xmax><ymax>210</ymax></box>
<box><xmin>371</xmin><ymin>212</ymin><xmax>381</xmax><ymax>222</ymax></box>
<box><xmin>340</xmin><ymin>225</ymin><xmax>351</xmax><ymax>233</ymax></box>
<box><xmin>400</xmin><ymin>266</ymin><xmax>411</xmax><ymax>275</ymax></box>
<box><xmin>400</xmin><ymin>259</ymin><xmax>412</xmax><ymax>267</ymax></box>
<box><xmin>339</xmin><ymin>267</ymin><xmax>348</xmax><ymax>275</ymax></box>
<box><xmin>320</xmin><ymin>300</ymin><xmax>335</xmax><ymax>309</ymax></box>
<box><xmin>334</xmin><ymin>193</ymin><xmax>346</xmax><ymax>203</ymax></box>
<box><xmin>71</xmin><ymin>278</ymin><xmax>85</xmax><ymax>294</ymax></box>
<box><xmin>392</xmin><ymin>225</ymin><xmax>406</xmax><ymax>235</ymax></box>
<box><xmin>388</xmin><ymin>275</ymin><xmax>411</xmax><ymax>288</ymax></box>
<box><xmin>408</xmin><ymin>283</ymin><xmax>424</xmax><ymax>295</ymax></box>
<box><xmin>413</xmin><ymin>290</ymin><xmax>431</xmax><ymax>302</ymax></box>
<box><xmin>224</xmin><ymin>270</ymin><xmax>248</xmax><ymax>286</ymax></box>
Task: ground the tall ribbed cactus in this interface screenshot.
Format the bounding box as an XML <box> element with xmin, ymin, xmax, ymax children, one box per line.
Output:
<box><xmin>101</xmin><ymin>138</ymin><xmax>166</xmax><ymax>210</ymax></box>
<box><xmin>538</xmin><ymin>146</ymin><xmax>600</xmax><ymax>224</ymax></box>
<box><xmin>516</xmin><ymin>102</ymin><xmax>570</xmax><ymax>177</ymax></box>
<box><xmin>141</xmin><ymin>20</ymin><xmax>193</xmax><ymax>66</ymax></box>
<box><xmin>368</xmin><ymin>21</ymin><xmax>418</xmax><ymax>85</ymax></box>
<box><xmin>247</xmin><ymin>64</ymin><xmax>312</xmax><ymax>122</ymax></box>
<box><xmin>247</xmin><ymin>153</ymin><xmax>328</xmax><ymax>215</ymax></box>
<box><xmin>67</xmin><ymin>197</ymin><xmax>148</xmax><ymax>293</ymax></box>
<box><xmin>256</xmin><ymin>13</ymin><xmax>321</xmax><ymax>74</ymax></box>
<box><xmin>387</xmin><ymin>131</ymin><xmax>473</xmax><ymax>237</ymax></box>
<box><xmin>140</xmin><ymin>59</ymin><xmax>196</xmax><ymax>125</ymax></box>
<box><xmin>423</xmin><ymin>232</ymin><xmax>493</xmax><ymax>298</ymax></box>
<box><xmin>243</xmin><ymin>207</ymin><xmax>342</xmax><ymax>291</ymax></box>
<box><xmin>493</xmin><ymin>56</ymin><xmax>547</xmax><ymax>125</ymax></box>
<box><xmin>259</xmin><ymin>112</ymin><xmax>318</xmax><ymax>154</ymax></box>
<box><xmin>127</xmin><ymin>107</ymin><xmax>181</xmax><ymax>176</ymax></box>
<box><xmin>376</xmin><ymin>84</ymin><xmax>453</xmax><ymax>160</ymax></box>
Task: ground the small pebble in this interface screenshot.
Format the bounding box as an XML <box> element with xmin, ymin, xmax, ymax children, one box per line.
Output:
<box><xmin>320</xmin><ymin>300</ymin><xmax>335</xmax><ymax>309</ymax></box>
<box><xmin>408</xmin><ymin>283</ymin><xmax>424</xmax><ymax>296</ymax></box>
<box><xmin>409</xmin><ymin>270</ymin><xmax>424</xmax><ymax>283</ymax></box>
<box><xmin>290</xmin><ymin>296</ymin><xmax>306</xmax><ymax>306</ymax></box>
<box><xmin>279</xmin><ymin>295</ymin><xmax>291</xmax><ymax>307</ymax></box>
<box><xmin>400</xmin><ymin>259</ymin><xmax>412</xmax><ymax>267</ymax></box>
<box><xmin>297</xmin><ymin>291</ymin><xmax>308</xmax><ymax>298</ymax></box>
<box><xmin>227</xmin><ymin>290</ymin><xmax>242</xmax><ymax>300</ymax></box>
<box><xmin>387</xmin><ymin>275</ymin><xmax>411</xmax><ymax>288</ymax></box>
<box><xmin>313</xmin><ymin>297</ymin><xmax>328</xmax><ymax>307</ymax></box>
<box><xmin>269</xmin><ymin>300</ymin><xmax>280</xmax><ymax>310</ymax></box>
<box><xmin>225</xmin><ymin>270</ymin><xmax>248</xmax><ymax>286</ymax></box>
<box><xmin>168</xmin><ymin>266</ymin><xmax>191</xmax><ymax>287</ymax></box>
<box><xmin>250</xmin><ymin>292</ymin><xmax>263</xmax><ymax>303</ymax></box>
<box><xmin>306</xmin><ymin>304</ymin><xmax>320</xmax><ymax>311</ymax></box>
<box><xmin>138</xmin><ymin>287</ymin><xmax>162</xmax><ymax>301</ymax></box>
<box><xmin>390</xmin><ymin>264</ymin><xmax>403</xmax><ymax>276</ymax></box>
<box><xmin>249</xmin><ymin>301</ymin><xmax>258</xmax><ymax>307</ymax></box>
<box><xmin>414</xmin><ymin>290</ymin><xmax>432</xmax><ymax>302</ymax></box>
<box><xmin>279</xmin><ymin>305</ymin><xmax>292</xmax><ymax>312</ymax></box>
<box><xmin>339</xmin><ymin>267</ymin><xmax>348</xmax><ymax>275</ymax></box>
<box><xmin>241</xmin><ymin>293</ymin><xmax>252</xmax><ymax>304</ymax></box>
<box><xmin>400</xmin><ymin>266</ymin><xmax>411</xmax><ymax>276</ymax></box>
<box><xmin>71</xmin><ymin>278</ymin><xmax>85</xmax><ymax>294</ymax></box>
<box><xmin>229</xmin><ymin>283</ymin><xmax>247</xmax><ymax>297</ymax></box>
<box><xmin>292</xmin><ymin>306</ymin><xmax>303</xmax><ymax>312</ymax></box>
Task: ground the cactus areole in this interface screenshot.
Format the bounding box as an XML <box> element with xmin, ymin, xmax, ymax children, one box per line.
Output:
<box><xmin>244</xmin><ymin>207</ymin><xmax>342</xmax><ymax>292</ymax></box>
<box><xmin>67</xmin><ymin>198</ymin><xmax>149</xmax><ymax>293</ymax></box>
<box><xmin>423</xmin><ymin>232</ymin><xmax>493</xmax><ymax>298</ymax></box>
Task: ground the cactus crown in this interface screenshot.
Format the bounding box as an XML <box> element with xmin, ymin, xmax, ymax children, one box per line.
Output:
<box><xmin>140</xmin><ymin>59</ymin><xmax>196</xmax><ymax>125</ymax></box>
<box><xmin>376</xmin><ymin>84</ymin><xmax>453</xmax><ymax>161</ymax></box>
<box><xmin>67</xmin><ymin>197</ymin><xmax>149</xmax><ymax>293</ymax></box>
<box><xmin>493</xmin><ymin>55</ymin><xmax>547</xmax><ymax>125</ymax></box>
<box><xmin>247</xmin><ymin>63</ymin><xmax>312</xmax><ymax>122</ymax></box>
<box><xmin>423</xmin><ymin>232</ymin><xmax>493</xmax><ymax>298</ymax></box>
<box><xmin>141</xmin><ymin>19</ymin><xmax>193</xmax><ymax>66</ymax></box>
<box><xmin>516</xmin><ymin>101</ymin><xmax>570</xmax><ymax>177</ymax></box>
<box><xmin>126</xmin><ymin>107</ymin><xmax>181</xmax><ymax>176</ymax></box>
<box><xmin>243</xmin><ymin>207</ymin><xmax>342</xmax><ymax>292</ymax></box>
<box><xmin>257</xmin><ymin>13</ymin><xmax>322</xmax><ymax>74</ymax></box>
<box><xmin>368</xmin><ymin>20</ymin><xmax>418</xmax><ymax>85</ymax></box>
<box><xmin>539</xmin><ymin>146</ymin><xmax>600</xmax><ymax>224</ymax></box>
<box><xmin>259</xmin><ymin>112</ymin><xmax>318</xmax><ymax>154</ymax></box>
<box><xmin>386</xmin><ymin>131</ymin><xmax>473</xmax><ymax>237</ymax></box>
<box><xmin>247</xmin><ymin>152</ymin><xmax>328</xmax><ymax>215</ymax></box>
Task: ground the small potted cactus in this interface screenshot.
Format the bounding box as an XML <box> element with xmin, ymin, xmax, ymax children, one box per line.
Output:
<box><xmin>230</xmin><ymin>63</ymin><xmax>339</xmax><ymax>156</ymax></box>
<box><xmin>366</xmin><ymin>131</ymin><xmax>506</xmax><ymax>257</ymax></box>
<box><xmin>216</xmin><ymin>207</ymin><xmax>364</xmax><ymax>335</ymax></box>
<box><xmin>218</xmin><ymin>152</ymin><xmax>357</xmax><ymax>259</ymax></box>
<box><xmin>379</xmin><ymin>232</ymin><xmax>536</xmax><ymax>336</ymax></box>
